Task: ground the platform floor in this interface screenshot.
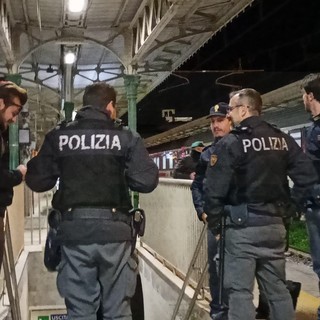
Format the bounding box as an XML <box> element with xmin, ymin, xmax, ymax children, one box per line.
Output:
<box><xmin>286</xmin><ymin>257</ymin><xmax>319</xmax><ymax>320</ymax></box>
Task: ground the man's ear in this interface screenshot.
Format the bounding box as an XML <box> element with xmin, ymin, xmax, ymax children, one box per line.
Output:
<box><xmin>308</xmin><ymin>92</ymin><xmax>315</xmax><ymax>101</ymax></box>
<box><xmin>0</xmin><ymin>98</ymin><xmax>5</xmax><ymax>111</ymax></box>
<box><xmin>106</xmin><ymin>100</ymin><xmax>116</xmax><ymax>119</ymax></box>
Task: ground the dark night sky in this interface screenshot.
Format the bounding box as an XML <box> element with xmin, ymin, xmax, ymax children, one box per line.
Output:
<box><xmin>128</xmin><ymin>0</ymin><xmax>320</xmax><ymax>137</ymax></box>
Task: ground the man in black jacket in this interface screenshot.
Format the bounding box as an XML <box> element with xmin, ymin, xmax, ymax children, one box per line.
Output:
<box><xmin>204</xmin><ymin>88</ymin><xmax>317</xmax><ymax>320</ymax></box>
<box><xmin>173</xmin><ymin>141</ymin><xmax>204</xmax><ymax>179</ymax></box>
<box><xmin>26</xmin><ymin>82</ymin><xmax>159</xmax><ymax>320</ymax></box>
<box><xmin>0</xmin><ymin>81</ymin><xmax>27</xmax><ymax>268</ymax></box>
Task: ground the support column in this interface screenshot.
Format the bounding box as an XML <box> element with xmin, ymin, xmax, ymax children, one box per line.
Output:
<box><xmin>124</xmin><ymin>75</ymin><xmax>140</xmax><ymax>131</ymax></box>
<box><xmin>5</xmin><ymin>74</ymin><xmax>21</xmax><ymax>169</ymax></box>
<box><xmin>63</xmin><ymin>101</ymin><xmax>74</xmax><ymax>122</ymax></box>
<box><xmin>124</xmin><ymin>74</ymin><xmax>140</xmax><ymax>208</ymax></box>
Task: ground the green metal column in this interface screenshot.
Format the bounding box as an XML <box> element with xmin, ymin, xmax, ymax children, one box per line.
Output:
<box><xmin>64</xmin><ymin>101</ymin><xmax>74</xmax><ymax>122</ymax></box>
<box><xmin>124</xmin><ymin>75</ymin><xmax>140</xmax><ymax>131</ymax></box>
<box><xmin>124</xmin><ymin>75</ymin><xmax>140</xmax><ymax>208</ymax></box>
<box><xmin>5</xmin><ymin>74</ymin><xmax>22</xmax><ymax>169</ymax></box>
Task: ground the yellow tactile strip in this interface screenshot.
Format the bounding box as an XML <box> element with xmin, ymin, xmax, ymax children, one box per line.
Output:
<box><xmin>296</xmin><ymin>290</ymin><xmax>320</xmax><ymax>320</ymax></box>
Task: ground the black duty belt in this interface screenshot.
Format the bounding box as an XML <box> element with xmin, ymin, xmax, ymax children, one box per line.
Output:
<box><xmin>62</xmin><ymin>207</ymin><xmax>132</xmax><ymax>224</ymax></box>
<box><xmin>227</xmin><ymin>212</ymin><xmax>283</xmax><ymax>227</ymax></box>
<box><xmin>245</xmin><ymin>214</ymin><xmax>283</xmax><ymax>227</ymax></box>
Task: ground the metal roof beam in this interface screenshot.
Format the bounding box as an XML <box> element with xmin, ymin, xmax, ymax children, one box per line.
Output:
<box><xmin>0</xmin><ymin>0</ymin><xmax>14</xmax><ymax>63</ymax></box>
<box><xmin>131</xmin><ymin>0</ymin><xmax>177</xmax><ymax>63</ymax></box>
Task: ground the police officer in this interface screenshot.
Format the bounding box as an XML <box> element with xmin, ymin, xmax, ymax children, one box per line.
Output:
<box><xmin>26</xmin><ymin>82</ymin><xmax>159</xmax><ymax>320</ymax></box>
<box><xmin>191</xmin><ymin>102</ymin><xmax>231</xmax><ymax>319</ymax></box>
<box><xmin>0</xmin><ymin>81</ymin><xmax>28</xmax><ymax>268</ymax></box>
<box><xmin>301</xmin><ymin>73</ymin><xmax>320</xmax><ymax>320</ymax></box>
<box><xmin>204</xmin><ymin>88</ymin><xmax>317</xmax><ymax>320</ymax></box>
<box><xmin>172</xmin><ymin>141</ymin><xmax>204</xmax><ymax>179</ymax></box>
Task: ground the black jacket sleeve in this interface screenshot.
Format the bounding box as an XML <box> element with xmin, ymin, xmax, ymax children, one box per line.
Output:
<box><xmin>287</xmin><ymin>136</ymin><xmax>318</xmax><ymax>204</ymax></box>
<box><xmin>26</xmin><ymin>132</ymin><xmax>60</xmax><ymax>192</ymax></box>
<box><xmin>0</xmin><ymin>136</ymin><xmax>22</xmax><ymax>189</ymax></box>
<box><xmin>0</xmin><ymin>167</ymin><xmax>22</xmax><ymax>188</ymax></box>
<box><xmin>191</xmin><ymin>155</ymin><xmax>207</xmax><ymax>220</ymax></box>
<box><xmin>125</xmin><ymin>132</ymin><xmax>159</xmax><ymax>193</ymax></box>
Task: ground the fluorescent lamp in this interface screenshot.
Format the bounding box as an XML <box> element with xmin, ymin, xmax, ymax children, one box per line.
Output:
<box><xmin>68</xmin><ymin>0</ymin><xmax>86</xmax><ymax>13</ymax></box>
<box><xmin>64</xmin><ymin>52</ymin><xmax>76</xmax><ymax>64</ymax></box>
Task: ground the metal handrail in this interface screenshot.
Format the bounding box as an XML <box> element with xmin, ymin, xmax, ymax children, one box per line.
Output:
<box><xmin>171</xmin><ymin>224</ymin><xmax>207</xmax><ymax>320</ymax></box>
<box><xmin>3</xmin><ymin>210</ymin><xmax>21</xmax><ymax>320</ymax></box>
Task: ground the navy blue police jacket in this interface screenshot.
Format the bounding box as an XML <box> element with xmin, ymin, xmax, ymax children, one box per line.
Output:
<box><xmin>204</xmin><ymin>116</ymin><xmax>317</xmax><ymax>229</ymax></box>
<box><xmin>306</xmin><ymin>115</ymin><xmax>320</xmax><ymax>181</ymax></box>
<box><xmin>0</xmin><ymin>132</ymin><xmax>23</xmax><ymax>208</ymax></box>
<box><xmin>26</xmin><ymin>106</ymin><xmax>159</xmax><ymax>244</ymax></box>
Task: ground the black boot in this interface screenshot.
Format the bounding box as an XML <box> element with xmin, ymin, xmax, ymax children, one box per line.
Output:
<box><xmin>255</xmin><ymin>292</ymin><xmax>269</xmax><ymax>319</ymax></box>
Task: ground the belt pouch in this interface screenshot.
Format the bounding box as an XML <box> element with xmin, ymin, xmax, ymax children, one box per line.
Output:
<box><xmin>229</xmin><ymin>204</ymin><xmax>248</xmax><ymax>226</ymax></box>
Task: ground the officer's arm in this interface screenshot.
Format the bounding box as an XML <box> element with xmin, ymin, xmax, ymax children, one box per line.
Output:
<box><xmin>287</xmin><ymin>137</ymin><xmax>318</xmax><ymax>204</ymax></box>
<box><xmin>204</xmin><ymin>139</ymin><xmax>236</xmax><ymax>229</ymax></box>
<box><xmin>191</xmin><ymin>157</ymin><xmax>206</xmax><ymax>221</ymax></box>
<box><xmin>26</xmin><ymin>133</ymin><xmax>60</xmax><ymax>192</ymax></box>
<box><xmin>125</xmin><ymin>133</ymin><xmax>159</xmax><ymax>193</ymax></box>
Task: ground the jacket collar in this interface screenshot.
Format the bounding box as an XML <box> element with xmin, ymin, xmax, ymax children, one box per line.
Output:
<box><xmin>75</xmin><ymin>105</ymin><xmax>112</xmax><ymax>122</ymax></box>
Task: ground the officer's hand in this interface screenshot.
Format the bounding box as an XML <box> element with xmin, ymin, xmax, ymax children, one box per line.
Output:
<box><xmin>201</xmin><ymin>212</ymin><xmax>208</xmax><ymax>223</ymax></box>
<box><xmin>207</xmin><ymin>215</ymin><xmax>221</xmax><ymax>231</ymax></box>
<box><xmin>189</xmin><ymin>172</ymin><xmax>196</xmax><ymax>180</ymax></box>
<box><xmin>16</xmin><ymin>164</ymin><xmax>27</xmax><ymax>180</ymax></box>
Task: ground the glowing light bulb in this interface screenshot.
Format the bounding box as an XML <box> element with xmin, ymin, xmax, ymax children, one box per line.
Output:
<box><xmin>68</xmin><ymin>0</ymin><xmax>86</xmax><ymax>13</ymax></box>
<box><xmin>64</xmin><ymin>52</ymin><xmax>76</xmax><ymax>64</ymax></box>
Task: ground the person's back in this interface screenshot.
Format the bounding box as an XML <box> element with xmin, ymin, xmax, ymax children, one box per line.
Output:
<box><xmin>26</xmin><ymin>82</ymin><xmax>159</xmax><ymax>320</ymax></box>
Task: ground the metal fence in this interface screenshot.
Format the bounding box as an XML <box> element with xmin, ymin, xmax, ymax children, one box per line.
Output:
<box><xmin>139</xmin><ymin>178</ymin><xmax>209</xmax><ymax>290</ymax></box>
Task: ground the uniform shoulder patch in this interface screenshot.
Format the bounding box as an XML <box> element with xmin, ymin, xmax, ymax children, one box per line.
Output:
<box><xmin>210</xmin><ymin>154</ymin><xmax>218</xmax><ymax>166</ymax></box>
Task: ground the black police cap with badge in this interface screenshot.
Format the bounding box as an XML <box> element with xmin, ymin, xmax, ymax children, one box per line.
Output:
<box><xmin>206</xmin><ymin>102</ymin><xmax>229</xmax><ymax>118</ymax></box>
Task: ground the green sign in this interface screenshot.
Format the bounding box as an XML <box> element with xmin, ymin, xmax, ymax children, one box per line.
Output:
<box><xmin>38</xmin><ymin>317</ymin><xmax>49</xmax><ymax>320</ymax></box>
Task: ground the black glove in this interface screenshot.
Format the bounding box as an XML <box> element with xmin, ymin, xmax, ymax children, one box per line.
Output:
<box><xmin>207</xmin><ymin>214</ymin><xmax>221</xmax><ymax>231</ymax></box>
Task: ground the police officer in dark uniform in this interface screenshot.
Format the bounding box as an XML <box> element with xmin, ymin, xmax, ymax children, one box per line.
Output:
<box><xmin>0</xmin><ymin>81</ymin><xmax>28</xmax><ymax>269</ymax></box>
<box><xmin>25</xmin><ymin>82</ymin><xmax>159</xmax><ymax>320</ymax></box>
<box><xmin>301</xmin><ymin>73</ymin><xmax>320</xmax><ymax>320</ymax></box>
<box><xmin>191</xmin><ymin>102</ymin><xmax>231</xmax><ymax>319</ymax></box>
<box><xmin>204</xmin><ymin>88</ymin><xmax>317</xmax><ymax>320</ymax></box>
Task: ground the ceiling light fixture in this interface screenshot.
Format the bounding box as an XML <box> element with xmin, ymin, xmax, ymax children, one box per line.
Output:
<box><xmin>68</xmin><ymin>0</ymin><xmax>86</xmax><ymax>13</ymax></box>
<box><xmin>64</xmin><ymin>52</ymin><xmax>76</xmax><ymax>64</ymax></box>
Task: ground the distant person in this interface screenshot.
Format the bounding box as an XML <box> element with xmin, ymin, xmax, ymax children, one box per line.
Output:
<box><xmin>26</xmin><ymin>82</ymin><xmax>159</xmax><ymax>320</ymax></box>
<box><xmin>0</xmin><ymin>81</ymin><xmax>28</xmax><ymax>269</ymax></box>
<box><xmin>204</xmin><ymin>88</ymin><xmax>316</xmax><ymax>320</ymax></box>
<box><xmin>172</xmin><ymin>141</ymin><xmax>204</xmax><ymax>179</ymax></box>
<box><xmin>301</xmin><ymin>73</ymin><xmax>320</xmax><ymax>320</ymax></box>
<box><xmin>191</xmin><ymin>102</ymin><xmax>231</xmax><ymax>320</ymax></box>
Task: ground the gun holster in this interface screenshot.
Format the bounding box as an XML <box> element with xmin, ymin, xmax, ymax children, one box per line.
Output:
<box><xmin>48</xmin><ymin>208</ymin><xmax>62</xmax><ymax>229</ymax></box>
<box><xmin>130</xmin><ymin>208</ymin><xmax>146</xmax><ymax>237</ymax></box>
<box><xmin>44</xmin><ymin>208</ymin><xmax>62</xmax><ymax>272</ymax></box>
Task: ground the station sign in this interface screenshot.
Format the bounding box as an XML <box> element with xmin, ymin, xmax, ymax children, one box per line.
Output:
<box><xmin>37</xmin><ymin>315</ymin><xmax>67</xmax><ymax>320</ymax></box>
